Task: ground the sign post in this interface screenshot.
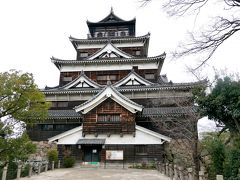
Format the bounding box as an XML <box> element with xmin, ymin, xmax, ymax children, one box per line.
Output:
<box><xmin>105</xmin><ymin>150</ymin><xmax>124</xmax><ymax>168</ymax></box>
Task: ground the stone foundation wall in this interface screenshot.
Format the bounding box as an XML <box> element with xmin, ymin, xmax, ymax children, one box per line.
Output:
<box><xmin>29</xmin><ymin>141</ymin><xmax>57</xmax><ymax>161</ymax></box>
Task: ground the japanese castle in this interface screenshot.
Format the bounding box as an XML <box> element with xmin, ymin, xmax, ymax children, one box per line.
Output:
<box><xmin>27</xmin><ymin>9</ymin><xmax>204</xmax><ymax>163</ymax></box>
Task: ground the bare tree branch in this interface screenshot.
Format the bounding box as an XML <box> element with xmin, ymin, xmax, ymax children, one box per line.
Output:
<box><xmin>140</xmin><ymin>0</ymin><xmax>240</xmax><ymax>69</ymax></box>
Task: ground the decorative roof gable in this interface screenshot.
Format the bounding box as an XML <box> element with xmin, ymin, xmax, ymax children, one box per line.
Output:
<box><xmin>61</xmin><ymin>71</ymin><xmax>103</xmax><ymax>89</ymax></box>
<box><xmin>74</xmin><ymin>84</ymin><xmax>143</xmax><ymax>114</ymax></box>
<box><xmin>87</xmin><ymin>8</ymin><xmax>135</xmax><ymax>24</ymax></box>
<box><xmin>87</xmin><ymin>42</ymin><xmax>133</xmax><ymax>60</ymax></box>
<box><xmin>114</xmin><ymin>69</ymin><xmax>155</xmax><ymax>87</ymax></box>
<box><xmin>99</xmin><ymin>8</ymin><xmax>124</xmax><ymax>22</ymax></box>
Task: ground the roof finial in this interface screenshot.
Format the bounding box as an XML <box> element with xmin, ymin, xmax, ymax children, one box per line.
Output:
<box><xmin>80</xmin><ymin>70</ymin><xmax>84</xmax><ymax>75</ymax></box>
<box><xmin>110</xmin><ymin>7</ymin><xmax>113</xmax><ymax>13</ymax></box>
<box><xmin>107</xmin><ymin>80</ymin><xmax>112</xmax><ymax>86</ymax></box>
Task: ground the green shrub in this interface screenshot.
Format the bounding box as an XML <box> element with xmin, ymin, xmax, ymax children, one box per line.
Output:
<box><xmin>63</xmin><ymin>157</ymin><xmax>75</xmax><ymax>168</ymax></box>
<box><xmin>6</xmin><ymin>161</ymin><xmax>17</xmax><ymax>180</ymax></box>
<box><xmin>21</xmin><ymin>164</ymin><xmax>30</xmax><ymax>177</ymax></box>
<box><xmin>47</xmin><ymin>149</ymin><xmax>58</xmax><ymax>163</ymax></box>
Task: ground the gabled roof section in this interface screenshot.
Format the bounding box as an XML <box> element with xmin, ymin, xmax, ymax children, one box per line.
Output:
<box><xmin>87</xmin><ymin>42</ymin><xmax>134</xmax><ymax>60</ymax></box>
<box><xmin>114</xmin><ymin>69</ymin><xmax>155</xmax><ymax>87</ymax></box>
<box><xmin>48</xmin><ymin>126</ymin><xmax>83</xmax><ymax>143</ymax></box>
<box><xmin>74</xmin><ymin>84</ymin><xmax>143</xmax><ymax>114</ymax></box>
<box><xmin>60</xmin><ymin>71</ymin><xmax>103</xmax><ymax>89</ymax></box>
<box><xmin>87</xmin><ymin>8</ymin><xmax>135</xmax><ymax>24</ymax></box>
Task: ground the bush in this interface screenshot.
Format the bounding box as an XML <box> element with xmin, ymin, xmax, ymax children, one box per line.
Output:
<box><xmin>129</xmin><ymin>162</ymin><xmax>156</xmax><ymax>169</ymax></box>
<box><xmin>63</xmin><ymin>157</ymin><xmax>75</xmax><ymax>168</ymax></box>
<box><xmin>21</xmin><ymin>164</ymin><xmax>30</xmax><ymax>177</ymax></box>
<box><xmin>47</xmin><ymin>149</ymin><xmax>58</xmax><ymax>164</ymax></box>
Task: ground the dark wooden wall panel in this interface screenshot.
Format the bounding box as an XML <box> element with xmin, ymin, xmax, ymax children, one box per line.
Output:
<box><xmin>83</xmin><ymin>98</ymin><xmax>135</xmax><ymax>135</ymax></box>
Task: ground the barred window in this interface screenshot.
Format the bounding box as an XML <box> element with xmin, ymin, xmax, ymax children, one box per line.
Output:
<box><xmin>97</xmin><ymin>75</ymin><xmax>117</xmax><ymax>81</ymax></box>
<box><xmin>97</xmin><ymin>32</ymin><xmax>103</xmax><ymax>37</ymax></box>
<box><xmin>97</xmin><ymin>114</ymin><xmax>120</xmax><ymax>123</ymax></box>
<box><xmin>108</xmin><ymin>31</ymin><xmax>115</xmax><ymax>37</ymax></box>
<box><xmin>135</xmin><ymin>145</ymin><xmax>148</xmax><ymax>155</ymax></box>
<box><xmin>41</xmin><ymin>124</ymin><xmax>53</xmax><ymax>131</ymax></box>
<box><xmin>135</xmin><ymin>50</ymin><xmax>141</xmax><ymax>56</ymax></box>
<box><xmin>63</xmin><ymin>77</ymin><xmax>72</xmax><ymax>81</ymax></box>
<box><xmin>120</xmin><ymin>31</ymin><xmax>126</xmax><ymax>36</ymax></box>
<box><xmin>55</xmin><ymin>124</ymin><xmax>65</xmax><ymax>130</ymax></box>
<box><xmin>145</xmin><ymin>73</ymin><xmax>155</xmax><ymax>80</ymax></box>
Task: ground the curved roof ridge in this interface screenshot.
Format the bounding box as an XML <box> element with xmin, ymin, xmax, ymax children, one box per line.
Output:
<box><xmin>86</xmin><ymin>41</ymin><xmax>134</xmax><ymax>60</ymax></box>
<box><xmin>74</xmin><ymin>85</ymin><xmax>143</xmax><ymax>114</ymax></box>
<box><xmin>110</xmin><ymin>85</ymin><xmax>143</xmax><ymax>108</ymax></box>
<box><xmin>113</xmin><ymin>69</ymin><xmax>156</xmax><ymax>87</ymax></box>
<box><xmin>60</xmin><ymin>71</ymin><xmax>103</xmax><ymax>89</ymax></box>
<box><xmin>86</xmin><ymin>8</ymin><xmax>135</xmax><ymax>24</ymax></box>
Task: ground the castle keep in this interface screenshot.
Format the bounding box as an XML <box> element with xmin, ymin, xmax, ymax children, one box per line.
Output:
<box><xmin>27</xmin><ymin>9</ymin><xmax>203</xmax><ymax>163</ymax></box>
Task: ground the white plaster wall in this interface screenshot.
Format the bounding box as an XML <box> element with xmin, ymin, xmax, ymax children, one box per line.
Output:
<box><xmin>60</xmin><ymin>62</ymin><xmax>158</xmax><ymax>72</ymax></box>
<box><xmin>57</xmin><ymin>128</ymin><xmax>163</xmax><ymax>145</ymax></box>
<box><xmin>77</xmin><ymin>42</ymin><xmax>144</xmax><ymax>49</ymax></box>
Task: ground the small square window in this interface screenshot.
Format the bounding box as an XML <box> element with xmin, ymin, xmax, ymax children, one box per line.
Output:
<box><xmin>80</xmin><ymin>52</ymin><xmax>88</xmax><ymax>57</ymax></box>
<box><xmin>145</xmin><ymin>74</ymin><xmax>155</xmax><ymax>80</ymax></box>
<box><xmin>135</xmin><ymin>51</ymin><xmax>141</xmax><ymax>56</ymax></box>
<box><xmin>63</xmin><ymin>77</ymin><xmax>72</xmax><ymax>81</ymax></box>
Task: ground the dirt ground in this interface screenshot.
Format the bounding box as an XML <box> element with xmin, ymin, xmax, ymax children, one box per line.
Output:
<box><xmin>20</xmin><ymin>166</ymin><xmax>170</xmax><ymax>180</ymax></box>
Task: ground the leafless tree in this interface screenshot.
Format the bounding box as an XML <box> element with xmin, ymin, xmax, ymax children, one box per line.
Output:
<box><xmin>148</xmin><ymin>99</ymin><xmax>201</xmax><ymax>180</ymax></box>
<box><xmin>140</xmin><ymin>0</ymin><xmax>240</xmax><ymax>70</ymax></box>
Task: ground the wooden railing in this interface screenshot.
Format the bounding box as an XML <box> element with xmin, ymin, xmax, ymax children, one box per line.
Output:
<box><xmin>156</xmin><ymin>162</ymin><xmax>224</xmax><ymax>180</ymax></box>
<box><xmin>1</xmin><ymin>160</ymin><xmax>61</xmax><ymax>180</ymax></box>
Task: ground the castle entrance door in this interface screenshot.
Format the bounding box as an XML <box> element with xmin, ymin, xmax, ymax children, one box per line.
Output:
<box><xmin>83</xmin><ymin>145</ymin><xmax>101</xmax><ymax>162</ymax></box>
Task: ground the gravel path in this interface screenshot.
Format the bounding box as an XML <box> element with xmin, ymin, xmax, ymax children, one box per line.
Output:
<box><xmin>20</xmin><ymin>167</ymin><xmax>170</xmax><ymax>180</ymax></box>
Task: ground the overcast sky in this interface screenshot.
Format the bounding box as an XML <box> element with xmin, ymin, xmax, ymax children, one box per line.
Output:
<box><xmin>1</xmin><ymin>0</ymin><xmax>239</xmax><ymax>89</ymax></box>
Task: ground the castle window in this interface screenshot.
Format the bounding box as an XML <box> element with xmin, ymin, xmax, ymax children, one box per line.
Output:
<box><xmin>97</xmin><ymin>32</ymin><xmax>103</xmax><ymax>37</ymax></box>
<box><xmin>120</xmin><ymin>31</ymin><xmax>126</xmax><ymax>36</ymax></box>
<box><xmin>57</xmin><ymin>102</ymin><xmax>68</xmax><ymax>107</ymax></box>
<box><xmin>80</xmin><ymin>52</ymin><xmax>88</xmax><ymax>57</ymax></box>
<box><xmin>135</xmin><ymin>50</ymin><xmax>141</xmax><ymax>56</ymax></box>
<box><xmin>145</xmin><ymin>73</ymin><xmax>155</xmax><ymax>80</ymax></box>
<box><xmin>97</xmin><ymin>114</ymin><xmax>120</xmax><ymax>123</ymax></box>
<box><xmin>55</xmin><ymin>124</ymin><xmax>65</xmax><ymax>130</ymax></box>
<box><xmin>41</xmin><ymin>124</ymin><xmax>54</xmax><ymax>131</ymax></box>
<box><xmin>63</xmin><ymin>77</ymin><xmax>72</xmax><ymax>81</ymax></box>
<box><xmin>97</xmin><ymin>75</ymin><xmax>117</xmax><ymax>81</ymax></box>
<box><xmin>108</xmin><ymin>31</ymin><xmax>115</xmax><ymax>37</ymax></box>
<box><xmin>135</xmin><ymin>145</ymin><xmax>148</xmax><ymax>155</ymax></box>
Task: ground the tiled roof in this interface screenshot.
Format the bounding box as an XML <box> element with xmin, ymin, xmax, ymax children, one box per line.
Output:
<box><xmin>139</xmin><ymin>107</ymin><xmax>197</xmax><ymax>117</ymax></box>
<box><xmin>69</xmin><ymin>33</ymin><xmax>150</xmax><ymax>44</ymax></box>
<box><xmin>42</xmin><ymin>80</ymin><xmax>207</xmax><ymax>95</ymax></box>
<box><xmin>51</xmin><ymin>53</ymin><xmax>165</xmax><ymax>66</ymax></box>
<box><xmin>48</xmin><ymin>110</ymin><xmax>81</xmax><ymax>119</ymax></box>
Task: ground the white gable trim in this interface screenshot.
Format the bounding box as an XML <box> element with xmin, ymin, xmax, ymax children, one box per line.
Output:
<box><xmin>48</xmin><ymin>126</ymin><xmax>82</xmax><ymax>143</ymax></box>
<box><xmin>87</xmin><ymin>43</ymin><xmax>133</xmax><ymax>60</ymax></box>
<box><xmin>62</xmin><ymin>72</ymin><xmax>102</xmax><ymax>89</ymax></box>
<box><xmin>74</xmin><ymin>86</ymin><xmax>143</xmax><ymax>114</ymax></box>
<box><xmin>48</xmin><ymin>125</ymin><xmax>171</xmax><ymax>145</ymax></box>
<box><xmin>136</xmin><ymin>126</ymin><xmax>171</xmax><ymax>142</ymax></box>
<box><xmin>114</xmin><ymin>70</ymin><xmax>154</xmax><ymax>87</ymax></box>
